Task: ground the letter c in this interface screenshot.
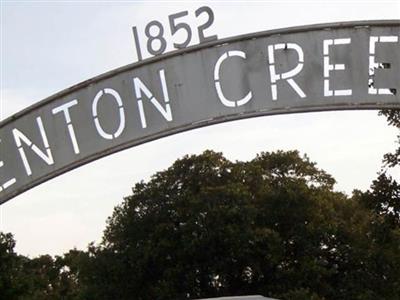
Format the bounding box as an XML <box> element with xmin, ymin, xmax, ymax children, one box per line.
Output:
<box><xmin>214</xmin><ymin>51</ymin><xmax>253</xmax><ymax>107</ymax></box>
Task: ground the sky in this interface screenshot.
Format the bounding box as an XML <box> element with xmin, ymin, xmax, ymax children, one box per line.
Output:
<box><xmin>0</xmin><ymin>0</ymin><xmax>399</xmax><ymax>257</ymax></box>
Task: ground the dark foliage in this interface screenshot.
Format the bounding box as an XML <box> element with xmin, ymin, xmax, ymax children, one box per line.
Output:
<box><xmin>1</xmin><ymin>110</ymin><xmax>400</xmax><ymax>299</ymax></box>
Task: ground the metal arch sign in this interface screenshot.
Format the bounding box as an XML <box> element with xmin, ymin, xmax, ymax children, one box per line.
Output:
<box><xmin>1</xmin><ymin>20</ymin><xmax>400</xmax><ymax>205</ymax></box>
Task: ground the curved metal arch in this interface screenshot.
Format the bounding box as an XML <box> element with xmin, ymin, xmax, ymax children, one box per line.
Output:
<box><xmin>0</xmin><ymin>20</ymin><xmax>399</xmax><ymax>204</ymax></box>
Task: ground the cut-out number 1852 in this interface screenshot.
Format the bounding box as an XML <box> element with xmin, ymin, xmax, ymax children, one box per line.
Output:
<box><xmin>132</xmin><ymin>6</ymin><xmax>218</xmax><ymax>61</ymax></box>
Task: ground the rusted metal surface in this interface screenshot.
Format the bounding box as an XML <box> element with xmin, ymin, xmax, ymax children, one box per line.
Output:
<box><xmin>1</xmin><ymin>20</ymin><xmax>399</xmax><ymax>204</ymax></box>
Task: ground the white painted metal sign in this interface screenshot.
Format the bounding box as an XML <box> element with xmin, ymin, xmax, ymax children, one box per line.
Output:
<box><xmin>0</xmin><ymin>20</ymin><xmax>399</xmax><ymax>204</ymax></box>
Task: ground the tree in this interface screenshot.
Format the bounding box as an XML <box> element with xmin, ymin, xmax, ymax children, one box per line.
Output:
<box><xmin>0</xmin><ymin>232</ymin><xmax>21</xmax><ymax>300</ymax></box>
<box><xmin>351</xmin><ymin>174</ymin><xmax>400</xmax><ymax>300</ymax></box>
<box><xmin>0</xmin><ymin>232</ymin><xmax>86</xmax><ymax>300</ymax></box>
<box><xmin>379</xmin><ymin>109</ymin><xmax>400</xmax><ymax>168</ymax></box>
<box><xmin>3</xmin><ymin>143</ymin><xmax>400</xmax><ymax>299</ymax></box>
<box><xmin>346</xmin><ymin>110</ymin><xmax>400</xmax><ymax>299</ymax></box>
<box><xmin>343</xmin><ymin>109</ymin><xmax>400</xmax><ymax>299</ymax></box>
<box><xmin>79</xmin><ymin>150</ymin><xmax>387</xmax><ymax>300</ymax></box>
<box><xmin>360</xmin><ymin>173</ymin><xmax>400</xmax><ymax>228</ymax></box>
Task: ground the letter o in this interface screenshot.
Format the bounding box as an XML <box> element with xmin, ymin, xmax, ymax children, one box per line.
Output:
<box><xmin>92</xmin><ymin>88</ymin><xmax>126</xmax><ymax>140</ymax></box>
